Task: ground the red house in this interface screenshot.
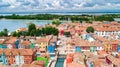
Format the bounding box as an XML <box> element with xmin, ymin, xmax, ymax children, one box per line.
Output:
<box><xmin>111</xmin><ymin>41</ymin><xmax>119</xmax><ymax>52</ymax></box>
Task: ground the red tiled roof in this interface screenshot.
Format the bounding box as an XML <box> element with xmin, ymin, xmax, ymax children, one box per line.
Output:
<box><xmin>20</xmin><ymin>41</ymin><xmax>31</xmax><ymax>46</ymax></box>
<box><xmin>3</xmin><ymin>49</ymin><xmax>33</xmax><ymax>56</ymax></box>
<box><xmin>36</xmin><ymin>37</ymin><xmax>50</xmax><ymax>43</ymax></box>
<box><xmin>4</xmin><ymin>37</ymin><xmax>17</xmax><ymax>44</ymax></box>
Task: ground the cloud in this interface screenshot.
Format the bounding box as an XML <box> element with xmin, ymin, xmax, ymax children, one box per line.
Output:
<box><xmin>0</xmin><ymin>0</ymin><xmax>120</xmax><ymax>12</ymax></box>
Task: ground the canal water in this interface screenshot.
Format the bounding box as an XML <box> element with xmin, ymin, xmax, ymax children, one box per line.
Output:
<box><xmin>55</xmin><ymin>54</ymin><xmax>66</xmax><ymax>67</ymax></box>
<box><xmin>55</xmin><ymin>58</ymin><xmax>65</xmax><ymax>67</ymax></box>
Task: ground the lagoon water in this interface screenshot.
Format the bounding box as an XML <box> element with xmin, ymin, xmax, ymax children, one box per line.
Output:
<box><xmin>0</xmin><ymin>19</ymin><xmax>52</xmax><ymax>32</ymax></box>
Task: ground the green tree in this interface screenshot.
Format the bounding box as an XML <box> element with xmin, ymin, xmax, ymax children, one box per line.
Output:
<box><xmin>35</xmin><ymin>29</ymin><xmax>42</xmax><ymax>36</ymax></box>
<box><xmin>3</xmin><ymin>29</ymin><xmax>8</xmax><ymax>36</ymax></box>
<box><xmin>42</xmin><ymin>26</ymin><xmax>59</xmax><ymax>36</ymax></box>
<box><xmin>28</xmin><ymin>23</ymin><xmax>36</xmax><ymax>34</ymax></box>
<box><xmin>30</xmin><ymin>29</ymin><xmax>36</xmax><ymax>36</ymax></box>
<box><xmin>64</xmin><ymin>32</ymin><xmax>70</xmax><ymax>37</ymax></box>
<box><xmin>11</xmin><ymin>31</ymin><xmax>17</xmax><ymax>37</ymax></box>
<box><xmin>0</xmin><ymin>29</ymin><xmax>9</xmax><ymax>37</ymax></box>
<box><xmin>52</xmin><ymin>19</ymin><xmax>61</xmax><ymax>26</ymax></box>
<box><xmin>86</xmin><ymin>26</ymin><xmax>94</xmax><ymax>33</ymax></box>
<box><xmin>0</xmin><ymin>32</ymin><xmax>4</xmax><ymax>37</ymax></box>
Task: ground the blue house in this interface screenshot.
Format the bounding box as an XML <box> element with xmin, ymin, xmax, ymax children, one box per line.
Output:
<box><xmin>0</xmin><ymin>44</ymin><xmax>2</xmax><ymax>49</ymax></box>
<box><xmin>2</xmin><ymin>45</ymin><xmax>7</xmax><ymax>49</ymax></box>
<box><xmin>90</xmin><ymin>62</ymin><xmax>94</xmax><ymax>67</ymax></box>
<box><xmin>76</xmin><ymin>46</ymin><xmax>81</xmax><ymax>52</ymax></box>
<box><xmin>85</xmin><ymin>34</ymin><xmax>95</xmax><ymax>42</ymax></box>
<box><xmin>30</xmin><ymin>43</ymin><xmax>35</xmax><ymax>49</ymax></box>
<box><xmin>48</xmin><ymin>36</ymin><xmax>57</xmax><ymax>53</ymax></box>
<box><xmin>0</xmin><ymin>52</ymin><xmax>8</xmax><ymax>65</ymax></box>
<box><xmin>0</xmin><ymin>44</ymin><xmax>7</xmax><ymax>49</ymax></box>
<box><xmin>118</xmin><ymin>45</ymin><xmax>120</xmax><ymax>52</ymax></box>
<box><xmin>118</xmin><ymin>34</ymin><xmax>120</xmax><ymax>39</ymax></box>
<box><xmin>48</xmin><ymin>44</ymin><xmax>56</xmax><ymax>53</ymax></box>
<box><xmin>48</xmin><ymin>42</ymin><xmax>57</xmax><ymax>53</ymax></box>
<box><xmin>15</xmin><ymin>40</ymin><xmax>19</xmax><ymax>48</ymax></box>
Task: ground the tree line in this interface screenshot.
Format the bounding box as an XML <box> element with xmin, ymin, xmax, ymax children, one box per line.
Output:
<box><xmin>0</xmin><ymin>14</ymin><xmax>120</xmax><ymax>22</ymax></box>
<box><xmin>0</xmin><ymin>23</ymin><xmax>59</xmax><ymax>37</ymax></box>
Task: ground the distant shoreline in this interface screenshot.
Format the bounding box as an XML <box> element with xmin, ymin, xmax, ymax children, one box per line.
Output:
<box><xmin>0</xmin><ymin>14</ymin><xmax>120</xmax><ymax>21</ymax></box>
<box><xmin>0</xmin><ymin>12</ymin><xmax>120</xmax><ymax>16</ymax></box>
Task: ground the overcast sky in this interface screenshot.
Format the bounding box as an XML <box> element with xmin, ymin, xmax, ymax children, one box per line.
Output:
<box><xmin>0</xmin><ymin>0</ymin><xmax>120</xmax><ymax>12</ymax></box>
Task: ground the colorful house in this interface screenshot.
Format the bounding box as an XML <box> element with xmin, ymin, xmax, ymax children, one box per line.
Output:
<box><xmin>90</xmin><ymin>62</ymin><xmax>94</xmax><ymax>67</ymax></box>
<box><xmin>0</xmin><ymin>45</ymin><xmax>2</xmax><ymax>49</ymax></box>
<box><xmin>0</xmin><ymin>49</ymin><xmax>8</xmax><ymax>65</ymax></box>
<box><xmin>48</xmin><ymin>36</ymin><xmax>57</xmax><ymax>53</ymax></box>
<box><xmin>90</xmin><ymin>42</ymin><xmax>102</xmax><ymax>52</ymax></box>
<box><xmin>4</xmin><ymin>49</ymin><xmax>17</xmax><ymax>65</ymax></box>
<box><xmin>21</xmin><ymin>49</ymin><xmax>34</xmax><ymax>64</ymax></box>
<box><xmin>15</xmin><ymin>40</ymin><xmax>20</xmax><ymax>49</ymax></box>
<box><xmin>48</xmin><ymin>44</ymin><xmax>55</xmax><ymax>53</ymax></box>
<box><xmin>118</xmin><ymin>45</ymin><xmax>120</xmax><ymax>52</ymax></box>
<box><xmin>75</xmin><ymin>46</ymin><xmax>81</xmax><ymax>52</ymax></box>
<box><xmin>35</xmin><ymin>38</ymin><xmax>50</xmax><ymax>53</ymax></box>
<box><xmin>3</xmin><ymin>49</ymin><xmax>34</xmax><ymax>65</ymax></box>
<box><xmin>90</xmin><ymin>46</ymin><xmax>96</xmax><ymax>52</ymax></box>
<box><xmin>65</xmin><ymin>43</ymin><xmax>75</xmax><ymax>54</ymax></box>
<box><xmin>85</xmin><ymin>34</ymin><xmax>95</xmax><ymax>42</ymax></box>
<box><xmin>30</xmin><ymin>43</ymin><xmax>35</xmax><ymax>49</ymax></box>
<box><xmin>4</xmin><ymin>37</ymin><xmax>17</xmax><ymax>49</ymax></box>
<box><xmin>0</xmin><ymin>39</ymin><xmax>6</xmax><ymax>49</ymax></box>
<box><xmin>0</xmin><ymin>40</ymin><xmax>4</xmax><ymax>49</ymax></box>
<box><xmin>15</xmin><ymin>53</ymin><xmax>24</xmax><ymax>65</ymax></box>
<box><xmin>104</xmin><ymin>42</ymin><xmax>112</xmax><ymax>52</ymax></box>
<box><xmin>66</xmin><ymin>54</ymin><xmax>73</xmax><ymax>63</ymax></box>
<box><xmin>108</xmin><ymin>40</ymin><xmax>119</xmax><ymax>52</ymax></box>
<box><xmin>15</xmin><ymin>49</ymin><xmax>34</xmax><ymax>65</ymax></box>
<box><xmin>36</xmin><ymin>57</ymin><xmax>49</xmax><ymax>67</ymax></box>
<box><xmin>19</xmin><ymin>40</ymin><xmax>31</xmax><ymax>49</ymax></box>
<box><xmin>2</xmin><ymin>45</ymin><xmax>7</xmax><ymax>49</ymax></box>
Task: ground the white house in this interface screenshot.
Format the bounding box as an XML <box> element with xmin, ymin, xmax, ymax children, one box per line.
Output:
<box><xmin>65</xmin><ymin>43</ymin><xmax>76</xmax><ymax>54</ymax></box>
<box><xmin>94</xmin><ymin>23</ymin><xmax>120</xmax><ymax>39</ymax></box>
<box><xmin>15</xmin><ymin>55</ymin><xmax>24</xmax><ymax>65</ymax></box>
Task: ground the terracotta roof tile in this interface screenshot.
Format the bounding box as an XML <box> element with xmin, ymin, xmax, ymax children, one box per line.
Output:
<box><xmin>4</xmin><ymin>37</ymin><xmax>17</xmax><ymax>44</ymax></box>
<box><xmin>22</xmin><ymin>64</ymin><xmax>42</xmax><ymax>67</ymax></box>
<box><xmin>20</xmin><ymin>41</ymin><xmax>31</xmax><ymax>46</ymax></box>
<box><xmin>0</xmin><ymin>40</ymin><xmax>4</xmax><ymax>44</ymax></box>
<box><xmin>19</xmin><ymin>49</ymin><xmax>33</xmax><ymax>56</ymax></box>
<box><xmin>36</xmin><ymin>37</ymin><xmax>50</xmax><ymax>43</ymax></box>
<box><xmin>3</xmin><ymin>49</ymin><xmax>33</xmax><ymax>56</ymax></box>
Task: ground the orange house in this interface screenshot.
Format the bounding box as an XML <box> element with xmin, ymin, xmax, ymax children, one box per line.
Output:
<box><xmin>20</xmin><ymin>49</ymin><xmax>34</xmax><ymax>64</ymax></box>
<box><xmin>111</xmin><ymin>41</ymin><xmax>119</xmax><ymax>52</ymax></box>
<box><xmin>4</xmin><ymin>49</ymin><xmax>18</xmax><ymax>65</ymax></box>
<box><xmin>66</xmin><ymin>54</ymin><xmax>73</xmax><ymax>63</ymax></box>
<box><xmin>4</xmin><ymin>49</ymin><xmax>35</xmax><ymax>65</ymax></box>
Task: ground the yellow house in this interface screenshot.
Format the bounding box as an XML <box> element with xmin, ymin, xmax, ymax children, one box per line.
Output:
<box><xmin>104</xmin><ymin>42</ymin><xmax>112</xmax><ymax>52</ymax></box>
<box><xmin>35</xmin><ymin>38</ymin><xmax>50</xmax><ymax>53</ymax></box>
